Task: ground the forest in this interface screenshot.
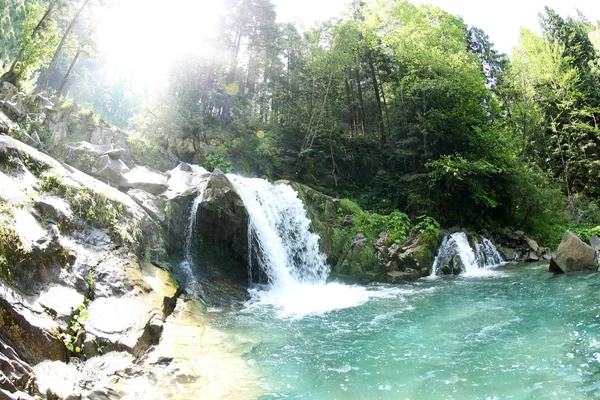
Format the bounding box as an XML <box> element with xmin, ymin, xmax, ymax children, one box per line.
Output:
<box><xmin>2</xmin><ymin>0</ymin><xmax>600</xmax><ymax>247</ymax></box>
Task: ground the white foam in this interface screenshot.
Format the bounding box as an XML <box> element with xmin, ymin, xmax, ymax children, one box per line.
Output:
<box><xmin>246</xmin><ymin>283</ymin><xmax>407</xmax><ymax>319</ymax></box>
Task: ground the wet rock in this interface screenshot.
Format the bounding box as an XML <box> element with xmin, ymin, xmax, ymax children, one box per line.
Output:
<box><xmin>334</xmin><ymin>234</ymin><xmax>372</xmax><ymax>280</ymax></box>
<box><xmin>120</xmin><ymin>166</ymin><xmax>168</xmax><ymax>195</ymax></box>
<box><xmin>196</xmin><ymin>169</ymin><xmax>249</xmax><ymax>283</ymax></box>
<box><xmin>94</xmin><ymin>154</ymin><xmax>130</xmax><ymax>184</ymax></box>
<box><xmin>498</xmin><ymin>246</ymin><xmax>517</xmax><ymax>262</ymax></box>
<box><xmin>386</xmin><ymin>269</ymin><xmax>421</xmax><ymax>283</ymax></box>
<box><xmin>163</xmin><ymin>188</ymin><xmax>197</xmax><ymax>255</ymax></box>
<box><xmin>549</xmin><ymin>231</ymin><xmax>598</xmax><ymax>273</ymax></box>
<box><xmin>526</xmin><ymin>251</ymin><xmax>539</xmax><ymax>262</ymax></box>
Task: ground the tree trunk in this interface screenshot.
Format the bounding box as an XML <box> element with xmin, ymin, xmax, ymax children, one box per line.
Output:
<box><xmin>1</xmin><ymin>0</ymin><xmax>59</xmax><ymax>85</ymax></box>
<box><xmin>39</xmin><ymin>0</ymin><xmax>91</xmax><ymax>93</ymax></box>
<box><xmin>354</xmin><ymin>67</ymin><xmax>366</xmax><ymax>136</ymax></box>
<box><xmin>368</xmin><ymin>54</ymin><xmax>385</xmax><ymax>144</ymax></box>
<box><xmin>56</xmin><ymin>49</ymin><xmax>81</xmax><ymax>97</ymax></box>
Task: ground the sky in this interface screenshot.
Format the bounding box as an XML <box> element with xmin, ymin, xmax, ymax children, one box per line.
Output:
<box><xmin>273</xmin><ymin>0</ymin><xmax>600</xmax><ymax>55</ymax></box>
<box><xmin>92</xmin><ymin>0</ymin><xmax>600</xmax><ymax>90</ymax></box>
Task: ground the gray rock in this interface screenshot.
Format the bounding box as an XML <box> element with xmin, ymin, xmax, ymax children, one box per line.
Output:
<box><xmin>33</xmin><ymin>360</ymin><xmax>81</xmax><ymax>399</ymax></box>
<box><xmin>102</xmin><ymin>148</ymin><xmax>127</xmax><ymax>160</ymax></box>
<box><xmin>64</xmin><ymin>141</ymin><xmax>111</xmax><ymax>175</ymax></box>
<box><xmin>120</xmin><ymin>166</ymin><xmax>168</xmax><ymax>195</ymax></box>
<box><xmin>196</xmin><ymin>169</ymin><xmax>249</xmax><ymax>283</ymax></box>
<box><xmin>0</xmin><ymin>111</ymin><xmax>19</xmax><ymax>135</ymax></box>
<box><xmin>0</xmin><ymin>339</ymin><xmax>35</xmax><ymax>395</ymax></box>
<box><xmin>94</xmin><ymin>154</ymin><xmax>130</xmax><ymax>184</ymax></box>
<box><xmin>498</xmin><ymin>246</ymin><xmax>517</xmax><ymax>261</ymax></box>
<box><xmin>526</xmin><ymin>251</ymin><xmax>539</xmax><ymax>262</ymax></box>
<box><xmin>35</xmin><ymin>196</ymin><xmax>73</xmax><ymax>226</ymax></box>
<box><xmin>525</xmin><ymin>237</ymin><xmax>539</xmax><ymax>253</ymax></box>
<box><xmin>549</xmin><ymin>231</ymin><xmax>598</xmax><ymax>273</ymax></box>
<box><xmin>589</xmin><ymin>236</ymin><xmax>600</xmax><ymax>252</ymax></box>
<box><xmin>127</xmin><ymin>189</ymin><xmax>165</xmax><ymax>223</ymax></box>
<box><xmin>0</xmin><ymin>283</ymin><xmax>66</xmax><ymax>365</ymax></box>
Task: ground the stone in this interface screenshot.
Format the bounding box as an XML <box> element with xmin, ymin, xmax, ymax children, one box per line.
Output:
<box><xmin>386</xmin><ymin>269</ymin><xmax>421</xmax><ymax>283</ymax></box>
<box><xmin>164</xmin><ymin>164</ymin><xmax>207</xmax><ymax>199</ymax></box>
<box><xmin>0</xmin><ymin>111</ymin><xmax>19</xmax><ymax>135</ymax></box>
<box><xmin>127</xmin><ymin>189</ymin><xmax>166</xmax><ymax>223</ymax></box>
<box><xmin>0</xmin><ymin>284</ymin><xmax>66</xmax><ymax>365</ymax></box>
<box><xmin>525</xmin><ymin>237</ymin><xmax>539</xmax><ymax>253</ymax></box>
<box><xmin>549</xmin><ymin>231</ymin><xmax>598</xmax><ymax>273</ymax></box>
<box><xmin>85</xmin><ymin>260</ymin><xmax>178</xmax><ymax>356</ymax></box>
<box><xmin>196</xmin><ymin>169</ymin><xmax>249</xmax><ymax>283</ymax></box>
<box><xmin>526</xmin><ymin>251</ymin><xmax>539</xmax><ymax>262</ymax></box>
<box><xmin>63</xmin><ymin>141</ymin><xmax>111</xmax><ymax>175</ymax></box>
<box><xmin>120</xmin><ymin>166</ymin><xmax>168</xmax><ymax>195</ymax></box>
<box><xmin>94</xmin><ymin>154</ymin><xmax>130</xmax><ymax>184</ymax></box>
<box><xmin>33</xmin><ymin>360</ymin><xmax>81</xmax><ymax>399</ymax></box>
<box><xmin>37</xmin><ymin>285</ymin><xmax>84</xmax><ymax>326</ymax></box>
<box><xmin>589</xmin><ymin>236</ymin><xmax>600</xmax><ymax>252</ymax></box>
<box><xmin>35</xmin><ymin>196</ymin><xmax>73</xmax><ymax>226</ymax></box>
<box><xmin>334</xmin><ymin>234</ymin><xmax>372</xmax><ymax>280</ymax></box>
<box><xmin>102</xmin><ymin>148</ymin><xmax>127</xmax><ymax>160</ymax></box>
<box><xmin>0</xmin><ymin>339</ymin><xmax>35</xmax><ymax>395</ymax></box>
<box><xmin>498</xmin><ymin>247</ymin><xmax>517</xmax><ymax>262</ymax></box>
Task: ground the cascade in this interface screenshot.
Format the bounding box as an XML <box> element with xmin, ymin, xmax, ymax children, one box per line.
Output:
<box><xmin>180</xmin><ymin>181</ymin><xmax>207</xmax><ymax>296</ymax></box>
<box><xmin>227</xmin><ymin>175</ymin><xmax>329</xmax><ymax>288</ymax></box>
<box><xmin>431</xmin><ymin>232</ymin><xmax>505</xmax><ymax>276</ymax></box>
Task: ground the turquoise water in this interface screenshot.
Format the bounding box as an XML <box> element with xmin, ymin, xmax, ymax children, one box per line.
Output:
<box><xmin>217</xmin><ymin>264</ymin><xmax>600</xmax><ymax>399</ymax></box>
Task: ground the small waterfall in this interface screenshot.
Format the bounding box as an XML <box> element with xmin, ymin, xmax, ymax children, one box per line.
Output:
<box><xmin>431</xmin><ymin>232</ymin><xmax>505</xmax><ymax>276</ymax></box>
<box><xmin>228</xmin><ymin>175</ymin><xmax>329</xmax><ymax>289</ymax></box>
<box><xmin>180</xmin><ymin>182</ymin><xmax>207</xmax><ymax>296</ymax></box>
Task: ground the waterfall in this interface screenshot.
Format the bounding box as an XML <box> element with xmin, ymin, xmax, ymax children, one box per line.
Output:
<box><xmin>180</xmin><ymin>182</ymin><xmax>207</xmax><ymax>296</ymax></box>
<box><xmin>431</xmin><ymin>232</ymin><xmax>505</xmax><ymax>276</ymax></box>
<box><xmin>227</xmin><ymin>175</ymin><xmax>329</xmax><ymax>289</ymax></box>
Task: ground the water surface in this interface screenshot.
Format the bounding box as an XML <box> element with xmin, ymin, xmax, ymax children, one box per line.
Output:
<box><xmin>215</xmin><ymin>263</ymin><xmax>600</xmax><ymax>399</ymax></box>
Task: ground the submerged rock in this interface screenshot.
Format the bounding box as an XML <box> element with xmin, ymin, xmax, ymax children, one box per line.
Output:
<box><xmin>549</xmin><ymin>231</ymin><xmax>598</xmax><ymax>273</ymax></box>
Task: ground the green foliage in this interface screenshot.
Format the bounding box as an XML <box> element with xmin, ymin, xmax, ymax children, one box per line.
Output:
<box><xmin>0</xmin><ymin>214</ymin><xmax>30</xmax><ymax>282</ymax></box>
<box><xmin>40</xmin><ymin>173</ymin><xmax>142</xmax><ymax>249</ymax></box>
<box><xmin>204</xmin><ymin>145</ymin><xmax>233</xmax><ymax>172</ymax></box>
<box><xmin>127</xmin><ymin>131</ymin><xmax>163</xmax><ymax>170</ymax></box>
<box><xmin>61</xmin><ymin>303</ymin><xmax>88</xmax><ymax>354</ymax></box>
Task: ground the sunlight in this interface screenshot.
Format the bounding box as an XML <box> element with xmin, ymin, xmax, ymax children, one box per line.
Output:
<box><xmin>92</xmin><ymin>0</ymin><xmax>225</xmax><ymax>89</ymax></box>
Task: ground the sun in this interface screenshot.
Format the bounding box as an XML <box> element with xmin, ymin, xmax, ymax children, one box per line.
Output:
<box><xmin>92</xmin><ymin>0</ymin><xmax>225</xmax><ymax>89</ymax></box>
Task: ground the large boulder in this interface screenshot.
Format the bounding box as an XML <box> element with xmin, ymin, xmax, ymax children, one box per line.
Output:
<box><xmin>120</xmin><ymin>166</ymin><xmax>168</xmax><ymax>195</ymax></box>
<box><xmin>63</xmin><ymin>141</ymin><xmax>111</xmax><ymax>175</ymax></box>
<box><xmin>549</xmin><ymin>231</ymin><xmax>598</xmax><ymax>273</ymax></box>
<box><xmin>94</xmin><ymin>154</ymin><xmax>130</xmax><ymax>184</ymax></box>
<box><xmin>196</xmin><ymin>169</ymin><xmax>249</xmax><ymax>283</ymax></box>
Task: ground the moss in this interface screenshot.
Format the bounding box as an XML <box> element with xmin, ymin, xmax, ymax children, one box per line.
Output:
<box><xmin>39</xmin><ymin>172</ymin><xmax>142</xmax><ymax>250</ymax></box>
<box><xmin>0</xmin><ymin>219</ymin><xmax>29</xmax><ymax>282</ymax></box>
